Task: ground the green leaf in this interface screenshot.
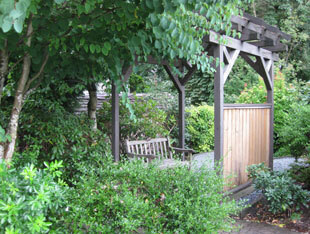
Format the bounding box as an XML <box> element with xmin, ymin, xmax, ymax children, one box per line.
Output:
<box><xmin>14</xmin><ymin>17</ymin><xmax>24</xmax><ymax>33</ymax></box>
<box><xmin>2</xmin><ymin>16</ymin><xmax>13</xmax><ymax>33</ymax></box>
<box><xmin>102</xmin><ymin>47</ymin><xmax>108</xmax><ymax>56</ymax></box>
<box><xmin>160</xmin><ymin>17</ymin><xmax>169</xmax><ymax>30</ymax></box>
<box><xmin>145</xmin><ymin>0</ymin><xmax>154</xmax><ymax>9</ymax></box>
<box><xmin>90</xmin><ymin>44</ymin><xmax>96</xmax><ymax>54</ymax></box>
<box><xmin>171</xmin><ymin>28</ymin><xmax>178</xmax><ymax>38</ymax></box>
<box><xmin>104</xmin><ymin>42</ymin><xmax>111</xmax><ymax>51</ymax></box>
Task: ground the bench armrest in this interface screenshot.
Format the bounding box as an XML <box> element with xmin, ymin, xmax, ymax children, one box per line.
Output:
<box><xmin>170</xmin><ymin>147</ymin><xmax>195</xmax><ymax>154</ymax></box>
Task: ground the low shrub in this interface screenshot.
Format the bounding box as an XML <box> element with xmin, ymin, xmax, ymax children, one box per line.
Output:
<box><xmin>0</xmin><ymin>160</ymin><xmax>67</xmax><ymax>233</ymax></box>
<box><xmin>186</xmin><ymin>104</ymin><xmax>214</xmax><ymax>153</ymax></box>
<box><xmin>64</xmin><ymin>157</ymin><xmax>242</xmax><ymax>233</ymax></box>
<box><xmin>248</xmin><ymin>163</ymin><xmax>310</xmax><ymax>215</ymax></box>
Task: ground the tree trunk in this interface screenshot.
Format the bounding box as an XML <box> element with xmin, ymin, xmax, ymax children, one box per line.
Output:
<box><xmin>87</xmin><ymin>82</ymin><xmax>97</xmax><ymax>131</ymax></box>
<box><xmin>252</xmin><ymin>1</ymin><xmax>257</xmax><ymax>17</ymax></box>
<box><xmin>0</xmin><ymin>40</ymin><xmax>8</xmax><ymax>159</ymax></box>
<box><xmin>3</xmin><ymin>18</ymin><xmax>33</xmax><ymax>163</ymax></box>
<box><xmin>0</xmin><ymin>40</ymin><xmax>8</xmax><ymax>105</ymax></box>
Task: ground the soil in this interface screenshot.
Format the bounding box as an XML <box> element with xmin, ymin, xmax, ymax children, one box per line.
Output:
<box><xmin>242</xmin><ymin>199</ymin><xmax>310</xmax><ymax>233</ymax></box>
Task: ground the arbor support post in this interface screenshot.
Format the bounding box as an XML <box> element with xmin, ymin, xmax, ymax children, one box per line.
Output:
<box><xmin>214</xmin><ymin>45</ymin><xmax>225</xmax><ymax>166</ymax></box>
<box><xmin>112</xmin><ymin>82</ymin><xmax>120</xmax><ymax>162</ymax></box>
<box><xmin>268</xmin><ymin>61</ymin><xmax>274</xmax><ymax>169</ymax></box>
<box><xmin>178</xmin><ymin>87</ymin><xmax>185</xmax><ymax>148</ymax></box>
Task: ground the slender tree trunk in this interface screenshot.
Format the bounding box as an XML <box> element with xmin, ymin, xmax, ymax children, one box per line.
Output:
<box><xmin>87</xmin><ymin>82</ymin><xmax>97</xmax><ymax>131</ymax></box>
<box><xmin>4</xmin><ymin>18</ymin><xmax>33</xmax><ymax>163</ymax></box>
<box><xmin>0</xmin><ymin>40</ymin><xmax>9</xmax><ymax>159</ymax></box>
<box><xmin>0</xmin><ymin>40</ymin><xmax>8</xmax><ymax>105</ymax></box>
<box><xmin>252</xmin><ymin>1</ymin><xmax>257</xmax><ymax>17</ymax></box>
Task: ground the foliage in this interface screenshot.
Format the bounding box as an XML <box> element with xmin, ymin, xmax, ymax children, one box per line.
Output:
<box><xmin>129</xmin><ymin>74</ymin><xmax>151</xmax><ymax>93</ymax></box>
<box><xmin>64</xmin><ymin>157</ymin><xmax>243</xmax><ymax>233</ymax></box>
<box><xmin>186</xmin><ymin>58</ymin><xmax>260</xmax><ymax>105</ymax></box>
<box><xmin>248</xmin><ymin>0</ymin><xmax>310</xmax><ymax>82</ymax></box>
<box><xmin>278</xmin><ymin>104</ymin><xmax>310</xmax><ymax>159</ymax></box>
<box><xmin>0</xmin><ymin>160</ymin><xmax>67</xmax><ymax>233</ymax></box>
<box><xmin>248</xmin><ymin>163</ymin><xmax>310</xmax><ymax>215</ymax></box>
<box><xmin>186</xmin><ymin>104</ymin><xmax>214</xmax><ymax>152</ymax></box>
<box><xmin>237</xmin><ymin>72</ymin><xmax>300</xmax><ymax>154</ymax></box>
<box><xmin>289</xmin><ymin>162</ymin><xmax>310</xmax><ymax>190</ymax></box>
<box><xmin>9</xmin><ymin>99</ymin><xmax>110</xmax><ymax>183</ymax></box>
<box><xmin>98</xmin><ymin>95</ymin><xmax>171</xmax><ymax>143</ymax></box>
<box><xmin>224</xmin><ymin>58</ymin><xmax>260</xmax><ymax>103</ymax></box>
<box><xmin>0</xmin><ymin>125</ymin><xmax>10</xmax><ymax>143</ymax></box>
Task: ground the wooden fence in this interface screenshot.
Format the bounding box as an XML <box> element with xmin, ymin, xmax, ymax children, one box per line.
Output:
<box><xmin>223</xmin><ymin>104</ymin><xmax>271</xmax><ymax>187</ymax></box>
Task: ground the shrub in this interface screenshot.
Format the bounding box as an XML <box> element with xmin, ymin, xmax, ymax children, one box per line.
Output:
<box><xmin>289</xmin><ymin>162</ymin><xmax>310</xmax><ymax>190</ymax></box>
<box><xmin>278</xmin><ymin>105</ymin><xmax>310</xmax><ymax>159</ymax></box>
<box><xmin>248</xmin><ymin>163</ymin><xmax>310</xmax><ymax>214</ymax></box>
<box><xmin>12</xmin><ymin>100</ymin><xmax>110</xmax><ymax>184</ymax></box>
<box><xmin>0</xmin><ymin>160</ymin><xmax>67</xmax><ymax>233</ymax></box>
<box><xmin>64</xmin><ymin>157</ymin><xmax>243</xmax><ymax>233</ymax></box>
<box><xmin>186</xmin><ymin>104</ymin><xmax>214</xmax><ymax>152</ymax></box>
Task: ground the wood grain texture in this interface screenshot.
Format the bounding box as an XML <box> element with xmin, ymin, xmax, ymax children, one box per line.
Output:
<box><xmin>223</xmin><ymin>106</ymin><xmax>270</xmax><ymax>188</ymax></box>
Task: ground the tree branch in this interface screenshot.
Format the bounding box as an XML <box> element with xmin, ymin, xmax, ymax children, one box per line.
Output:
<box><xmin>23</xmin><ymin>51</ymin><xmax>49</xmax><ymax>95</ymax></box>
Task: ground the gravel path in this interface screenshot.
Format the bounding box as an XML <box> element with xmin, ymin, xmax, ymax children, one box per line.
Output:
<box><xmin>192</xmin><ymin>152</ymin><xmax>306</xmax><ymax>171</ymax></box>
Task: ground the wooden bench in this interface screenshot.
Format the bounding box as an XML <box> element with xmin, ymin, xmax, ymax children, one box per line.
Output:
<box><xmin>125</xmin><ymin>138</ymin><xmax>195</xmax><ymax>165</ymax></box>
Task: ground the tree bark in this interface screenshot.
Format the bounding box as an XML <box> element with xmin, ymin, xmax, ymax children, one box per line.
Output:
<box><xmin>4</xmin><ymin>17</ymin><xmax>33</xmax><ymax>163</ymax></box>
<box><xmin>0</xmin><ymin>40</ymin><xmax>9</xmax><ymax>159</ymax></box>
<box><xmin>87</xmin><ymin>82</ymin><xmax>97</xmax><ymax>131</ymax></box>
<box><xmin>0</xmin><ymin>39</ymin><xmax>8</xmax><ymax>105</ymax></box>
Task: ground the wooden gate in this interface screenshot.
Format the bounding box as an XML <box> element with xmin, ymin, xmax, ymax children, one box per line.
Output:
<box><xmin>223</xmin><ymin>104</ymin><xmax>271</xmax><ymax>187</ymax></box>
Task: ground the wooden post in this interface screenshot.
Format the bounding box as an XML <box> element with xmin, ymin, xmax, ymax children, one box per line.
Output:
<box><xmin>267</xmin><ymin>61</ymin><xmax>274</xmax><ymax>169</ymax></box>
<box><xmin>112</xmin><ymin>82</ymin><xmax>120</xmax><ymax>162</ymax></box>
<box><xmin>179</xmin><ymin>87</ymin><xmax>185</xmax><ymax>148</ymax></box>
<box><xmin>214</xmin><ymin>45</ymin><xmax>224</xmax><ymax>166</ymax></box>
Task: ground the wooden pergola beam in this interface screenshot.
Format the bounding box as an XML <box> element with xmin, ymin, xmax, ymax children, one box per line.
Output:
<box><xmin>205</xmin><ymin>31</ymin><xmax>279</xmax><ymax>61</ymax></box>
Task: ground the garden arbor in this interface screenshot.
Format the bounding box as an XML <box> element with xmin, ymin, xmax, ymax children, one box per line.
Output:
<box><xmin>111</xmin><ymin>13</ymin><xmax>290</xmax><ymax>187</ymax></box>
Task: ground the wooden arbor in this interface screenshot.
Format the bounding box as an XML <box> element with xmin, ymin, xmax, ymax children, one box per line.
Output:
<box><xmin>111</xmin><ymin>13</ymin><xmax>290</xmax><ymax>187</ymax></box>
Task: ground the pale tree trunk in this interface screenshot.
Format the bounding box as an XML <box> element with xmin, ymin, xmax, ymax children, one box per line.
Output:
<box><xmin>0</xmin><ymin>40</ymin><xmax>9</xmax><ymax>159</ymax></box>
<box><xmin>3</xmin><ymin>18</ymin><xmax>33</xmax><ymax>163</ymax></box>
<box><xmin>0</xmin><ymin>39</ymin><xmax>8</xmax><ymax>105</ymax></box>
<box><xmin>87</xmin><ymin>82</ymin><xmax>97</xmax><ymax>131</ymax></box>
<box><xmin>252</xmin><ymin>1</ymin><xmax>257</xmax><ymax>17</ymax></box>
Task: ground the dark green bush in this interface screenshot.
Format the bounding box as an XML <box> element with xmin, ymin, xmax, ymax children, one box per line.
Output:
<box><xmin>64</xmin><ymin>157</ymin><xmax>243</xmax><ymax>233</ymax></box>
<box><xmin>278</xmin><ymin>105</ymin><xmax>310</xmax><ymax>159</ymax></box>
<box><xmin>186</xmin><ymin>104</ymin><xmax>214</xmax><ymax>152</ymax></box>
<box><xmin>0</xmin><ymin>160</ymin><xmax>67</xmax><ymax>233</ymax></box>
<box><xmin>248</xmin><ymin>163</ymin><xmax>310</xmax><ymax>214</ymax></box>
<box><xmin>289</xmin><ymin>161</ymin><xmax>310</xmax><ymax>190</ymax></box>
<box><xmin>12</xmin><ymin>99</ymin><xmax>110</xmax><ymax>184</ymax></box>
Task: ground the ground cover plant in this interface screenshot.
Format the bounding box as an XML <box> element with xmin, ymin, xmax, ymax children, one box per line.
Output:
<box><xmin>63</xmin><ymin>157</ymin><xmax>243</xmax><ymax>233</ymax></box>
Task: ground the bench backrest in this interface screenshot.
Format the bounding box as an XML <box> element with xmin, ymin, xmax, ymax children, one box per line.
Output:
<box><xmin>125</xmin><ymin>138</ymin><xmax>172</xmax><ymax>159</ymax></box>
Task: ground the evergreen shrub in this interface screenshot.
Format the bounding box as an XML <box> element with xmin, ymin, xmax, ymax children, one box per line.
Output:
<box><xmin>186</xmin><ymin>104</ymin><xmax>214</xmax><ymax>153</ymax></box>
<box><xmin>64</xmin><ymin>157</ymin><xmax>243</xmax><ymax>233</ymax></box>
<box><xmin>248</xmin><ymin>163</ymin><xmax>310</xmax><ymax>214</ymax></box>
